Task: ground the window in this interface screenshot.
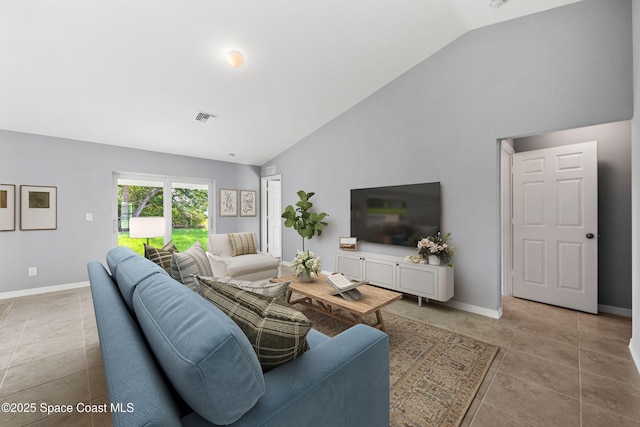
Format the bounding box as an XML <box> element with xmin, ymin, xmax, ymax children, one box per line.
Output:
<box><xmin>170</xmin><ymin>182</ymin><xmax>209</xmax><ymax>251</ymax></box>
<box><xmin>115</xmin><ymin>174</ymin><xmax>213</xmax><ymax>255</ymax></box>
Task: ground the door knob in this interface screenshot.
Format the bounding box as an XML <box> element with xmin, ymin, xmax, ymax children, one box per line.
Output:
<box><xmin>586</xmin><ymin>233</ymin><xmax>595</xmax><ymax>239</ymax></box>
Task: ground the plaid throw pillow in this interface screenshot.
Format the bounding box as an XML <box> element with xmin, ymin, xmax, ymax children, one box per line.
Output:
<box><xmin>227</xmin><ymin>232</ymin><xmax>257</xmax><ymax>256</ymax></box>
<box><xmin>212</xmin><ymin>277</ymin><xmax>291</xmax><ymax>299</ymax></box>
<box><xmin>170</xmin><ymin>241</ymin><xmax>212</xmax><ymax>292</ymax></box>
<box><xmin>144</xmin><ymin>241</ymin><xmax>178</xmax><ymax>274</ymax></box>
<box><xmin>198</xmin><ymin>277</ymin><xmax>311</xmax><ymax>371</ymax></box>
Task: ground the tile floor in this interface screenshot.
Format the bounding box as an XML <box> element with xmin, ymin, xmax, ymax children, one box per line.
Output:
<box><xmin>385</xmin><ymin>296</ymin><xmax>640</xmax><ymax>426</ymax></box>
<box><xmin>0</xmin><ymin>287</ymin><xmax>638</xmax><ymax>426</ymax></box>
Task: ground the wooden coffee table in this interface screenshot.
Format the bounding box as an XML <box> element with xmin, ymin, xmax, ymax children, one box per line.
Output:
<box><xmin>279</xmin><ymin>274</ymin><xmax>402</xmax><ymax>331</ymax></box>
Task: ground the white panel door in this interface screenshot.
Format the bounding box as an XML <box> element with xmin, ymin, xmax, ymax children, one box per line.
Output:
<box><xmin>512</xmin><ymin>141</ymin><xmax>598</xmax><ymax>313</ymax></box>
<box><xmin>266</xmin><ymin>179</ymin><xmax>282</xmax><ymax>258</ymax></box>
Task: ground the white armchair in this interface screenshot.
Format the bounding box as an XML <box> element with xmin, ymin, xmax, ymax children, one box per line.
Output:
<box><xmin>207</xmin><ymin>232</ymin><xmax>280</xmax><ymax>281</ymax></box>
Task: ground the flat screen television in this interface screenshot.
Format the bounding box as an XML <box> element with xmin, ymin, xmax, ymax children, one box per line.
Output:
<box><xmin>350</xmin><ymin>182</ymin><xmax>441</xmax><ymax>247</ymax></box>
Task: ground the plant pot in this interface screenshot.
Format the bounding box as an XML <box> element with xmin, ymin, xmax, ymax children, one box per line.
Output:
<box><xmin>428</xmin><ymin>255</ymin><xmax>441</xmax><ymax>266</ymax></box>
<box><xmin>297</xmin><ymin>269</ymin><xmax>313</xmax><ymax>282</ymax></box>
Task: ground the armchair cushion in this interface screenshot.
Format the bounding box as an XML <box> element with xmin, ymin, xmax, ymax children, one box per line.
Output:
<box><xmin>208</xmin><ymin>233</ymin><xmax>233</xmax><ymax>257</ymax></box>
<box><xmin>228</xmin><ymin>232</ymin><xmax>257</xmax><ymax>256</ymax></box>
<box><xmin>198</xmin><ymin>278</ymin><xmax>311</xmax><ymax>372</ymax></box>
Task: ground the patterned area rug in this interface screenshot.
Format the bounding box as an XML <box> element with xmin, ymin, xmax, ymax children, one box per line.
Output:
<box><xmin>301</xmin><ymin>309</ymin><xmax>498</xmax><ymax>427</ymax></box>
<box><xmin>0</xmin><ymin>302</ymin><xmax>15</xmax><ymax>324</ymax></box>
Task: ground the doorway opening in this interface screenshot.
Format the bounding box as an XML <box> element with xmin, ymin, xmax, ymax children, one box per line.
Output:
<box><xmin>499</xmin><ymin>120</ymin><xmax>632</xmax><ymax>316</ymax></box>
<box><xmin>261</xmin><ymin>174</ymin><xmax>282</xmax><ymax>258</ymax></box>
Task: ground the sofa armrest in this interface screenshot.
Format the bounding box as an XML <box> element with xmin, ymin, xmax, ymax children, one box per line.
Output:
<box><xmin>87</xmin><ymin>262</ymin><xmax>183</xmax><ymax>427</ymax></box>
<box><xmin>182</xmin><ymin>324</ymin><xmax>389</xmax><ymax>427</ymax></box>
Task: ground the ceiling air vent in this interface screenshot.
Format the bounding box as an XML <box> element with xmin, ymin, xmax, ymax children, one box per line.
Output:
<box><xmin>194</xmin><ymin>111</ymin><xmax>217</xmax><ymax>124</ymax></box>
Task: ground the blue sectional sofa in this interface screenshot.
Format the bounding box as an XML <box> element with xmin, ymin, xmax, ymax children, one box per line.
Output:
<box><xmin>87</xmin><ymin>247</ymin><xmax>390</xmax><ymax>426</ymax></box>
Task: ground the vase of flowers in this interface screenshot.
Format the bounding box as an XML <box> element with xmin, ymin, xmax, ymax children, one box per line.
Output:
<box><xmin>292</xmin><ymin>250</ymin><xmax>321</xmax><ymax>282</ymax></box>
<box><xmin>417</xmin><ymin>232</ymin><xmax>455</xmax><ymax>267</ymax></box>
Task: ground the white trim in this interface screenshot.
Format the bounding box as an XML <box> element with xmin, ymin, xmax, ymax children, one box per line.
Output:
<box><xmin>598</xmin><ymin>304</ymin><xmax>632</xmax><ymax>317</ymax></box>
<box><xmin>630</xmin><ymin>338</ymin><xmax>640</xmax><ymax>375</ymax></box>
<box><xmin>500</xmin><ymin>139</ymin><xmax>515</xmax><ymax>298</ymax></box>
<box><xmin>442</xmin><ymin>300</ymin><xmax>502</xmax><ymax>319</ymax></box>
<box><xmin>0</xmin><ymin>281</ymin><xmax>90</xmax><ymax>300</ymax></box>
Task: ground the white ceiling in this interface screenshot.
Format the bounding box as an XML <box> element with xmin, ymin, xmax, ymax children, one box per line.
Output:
<box><xmin>1</xmin><ymin>0</ymin><xmax>582</xmax><ymax>165</ymax></box>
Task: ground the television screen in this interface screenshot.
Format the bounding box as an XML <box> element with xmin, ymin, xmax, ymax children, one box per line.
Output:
<box><xmin>350</xmin><ymin>182</ymin><xmax>441</xmax><ymax>247</ymax></box>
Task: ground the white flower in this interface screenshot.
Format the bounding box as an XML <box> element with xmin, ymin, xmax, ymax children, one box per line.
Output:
<box><xmin>292</xmin><ymin>250</ymin><xmax>321</xmax><ymax>275</ymax></box>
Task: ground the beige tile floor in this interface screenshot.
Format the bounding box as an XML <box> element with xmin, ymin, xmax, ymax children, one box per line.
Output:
<box><xmin>385</xmin><ymin>296</ymin><xmax>640</xmax><ymax>426</ymax></box>
<box><xmin>0</xmin><ymin>287</ymin><xmax>638</xmax><ymax>426</ymax></box>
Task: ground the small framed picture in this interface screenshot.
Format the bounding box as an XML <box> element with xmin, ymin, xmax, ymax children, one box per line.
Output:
<box><xmin>339</xmin><ymin>237</ymin><xmax>358</xmax><ymax>250</ymax></box>
<box><xmin>240</xmin><ymin>190</ymin><xmax>257</xmax><ymax>217</ymax></box>
<box><xmin>0</xmin><ymin>184</ymin><xmax>16</xmax><ymax>231</ymax></box>
<box><xmin>219</xmin><ymin>189</ymin><xmax>237</xmax><ymax>217</ymax></box>
<box><xmin>20</xmin><ymin>185</ymin><xmax>57</xmax><ymax>230</ymax></box>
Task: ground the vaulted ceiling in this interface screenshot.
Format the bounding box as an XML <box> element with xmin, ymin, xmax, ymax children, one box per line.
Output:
<box><xmin>1</xmin><ymin>0</ymin><xmax>582</xmax><ymax>165</ymax></box>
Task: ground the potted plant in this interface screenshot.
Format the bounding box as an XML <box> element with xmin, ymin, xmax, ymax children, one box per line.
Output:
<box><xmin>281</xmin><ymin>190</ymin><xmax>329</xmax><ymax>252</ymax></box>
<box><xmin>417</xmin><ymin>232</ymin><xmax>455</xmax><ymax>266</ymax></box>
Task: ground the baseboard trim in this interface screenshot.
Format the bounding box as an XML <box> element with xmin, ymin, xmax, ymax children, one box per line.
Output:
<box><xmin>630</xmin><ymin>338</ymin><xmax>640</xmax><ymax>375</ymax></box>
<box><xmin>598</xmin><ymin>304</ymin><xmax>632</xmax><ymax>317</ymax></box>
<box><xmin>0</xmin><ymin>281</ymin><xmax>90</xmax><ymax>300</ymax></box>
<box><xmin>441</xmin><ymin>300</ymin><xmax>502</xmax><ymax>319</ymax></box>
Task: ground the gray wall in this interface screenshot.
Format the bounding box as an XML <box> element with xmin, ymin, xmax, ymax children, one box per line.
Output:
<box><xmin>265</xmin><ymin>0</ymin><xmax>633</xmax><ymax>312</ymax></box>
<box><xmin>515</xmin><ymin>121</ymin><xmax>632</xmax><ymax>309</ymax></box>
<box><xmin>0</xmin><ymin>130</ymin><xmax>261</xmax><ymax>293</ymax></box>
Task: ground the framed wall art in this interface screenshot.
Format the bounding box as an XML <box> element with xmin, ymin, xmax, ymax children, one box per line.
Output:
<box><xmin>0</xmin><ymin>184</ymin><xmax>16</xmax><ymax>231</ymax></box>
<box><xmin>240</xmin><ymin>190</ymin><xmax>257</xmax><ymax>217</ymax></box>
<box><xmin>20</xmin><ymin>185</ymin><xmax>57</xmax><ymax>230</ymax></box>
<box><xmin>219</xmin><ymin>189</ymin><xmax>237</xmax><ymax>217</ymax></box>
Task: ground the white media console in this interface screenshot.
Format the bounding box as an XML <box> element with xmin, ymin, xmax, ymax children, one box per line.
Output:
<box><xmin>334</xmin><ymin>251</ymin><xmax>454</xmax><ymax>306</ymax></box>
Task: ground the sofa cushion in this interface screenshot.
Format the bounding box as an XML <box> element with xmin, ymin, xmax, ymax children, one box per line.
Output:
<box><xmin>224</xmin><ymin>253</ymin><xmax>281</xmax><ymax>277</ymax></box>
<box><xmin>106</xmin><ymin>246</ymin><xmax>138</xmax><ymax>277</ymax></box>
<box><xmin>198</xmin><ymin>278</ymin><xmax>311</xmax><ymax>371</ymax></box>
<box><xmin>200</xmin><ymin>276</ymin><xmax>291</xmax><ymax>299</ymax></box>
<box><xmin>116</xmin><ymin>256</ymin><xmax>167</xmax><ymax>311</ymax></box>
<box><xmin>144</xmin><ymin>241</ymin><xmax>178</xmax><ymax>273</ymax></box>
<box><xmin>170</xmin><ymin>241</ymin><xmax>212</xmax><ymax>292</ymax></box>
<box><xmin>228</xmin><ymin>232</ymin><xmax>257</xmax><ymax>256</ymax></box>
<box><xmin>133</xmin><ymin>275</ymin><xmax>265</xmax><ymax>425</ymax></box>
<box><xmin>208</xmin><ymin>233</ymin><xmax>233</xmax><ymax>257</ymax></box>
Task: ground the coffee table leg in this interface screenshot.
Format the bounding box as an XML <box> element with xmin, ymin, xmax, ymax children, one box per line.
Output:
<box><xmin>375</xmin><ymin>311</ymin><xmax>386</xmax><ymax>332</ymax></box>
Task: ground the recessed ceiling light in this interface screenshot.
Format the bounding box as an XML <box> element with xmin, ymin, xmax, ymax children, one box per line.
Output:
<box><xmin>226</xmin><ymin>51</ymin><xmax>245</xmax><ymax>68</ymax></box>
<box><xmin>228</xmin><ymin>153</ymin><xmax>236</xmax><ymax>157</ymax></box>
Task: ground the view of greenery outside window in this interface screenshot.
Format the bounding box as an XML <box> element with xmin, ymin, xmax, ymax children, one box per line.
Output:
<box><xmin>171</xmin><ymin>183</ymin><xmax>209</xmax><ymax>251</ymax></box>
<box><xmin>117</xmin><ymin>181</ymin><xmax>208</xmax><ymax>255</ymax></box>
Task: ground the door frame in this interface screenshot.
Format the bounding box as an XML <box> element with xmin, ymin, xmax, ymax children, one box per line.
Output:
<box><xmin>500</xmin><ymin>140</ymin><xmax>515</xmax><ymax>297</ymax></box>
<box><xmin>500</xmin><ymin>138</ymin><xmax>599</xmax><ymax>313</ymax></box>
<box><xmin>260</xmin><ymin>174</ymin><xmax>282</xmax><ymax>255</ymax></box>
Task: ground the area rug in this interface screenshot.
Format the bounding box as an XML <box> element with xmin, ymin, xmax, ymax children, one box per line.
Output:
<box><xmin>0</xmin><ymin>302</ymin><xmax>15</xmax><ymax>324</ymax></box>
<box><xmin>301</xmin><ymin>309</ymin><xmax>498</xmax><ymax>427</ymax></box>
